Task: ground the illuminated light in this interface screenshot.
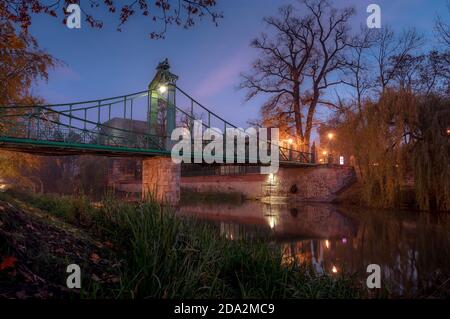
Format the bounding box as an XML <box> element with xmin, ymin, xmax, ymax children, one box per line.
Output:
<box><xmin>342</xmin><ymin>238</ymin><xmax>347</xmax><ymax>244</ymax></box>
<box><xmin>319</xmin><ymin>159</ymin><xmax>323</xmax><ymax>162</ymax></box>
<box><xmin>268</xmin><ymin>173</ymin><xmax>274</xmax><ymax>183</ymax></box>
<box><xmin>158</xmin><ymin>84</ymin><xmax>167</xmax><ymax>94</ymax></box>
<box><xmin>268</xmin><ymin>216</ymin><xmax>277</xmax><ymax>229</ymax></box>
<box><xmin>322</xmin><ymin>151</ymin><xmax>327</xmax><ymax>155</ymax></box>
<box><xmin>339</xmin><ymin>156</ymin><xmax>344</xmax><ymax>165</ymax></box>
<box><xmin>328</xmin><ymin>133</ymin><xmax>334</xmax><ymax>140</ymax></box>
<box><xmin>325</xmin><ymin>240</ymin><xmax>330</xmax><ymax>249</ymax></box>
<box><xmin>447</xmin><ymin>128</ymin><xmax>450</xmax><ymax>135</ymax></box>
<box><xmin>288</xmin><ymin>138</ymin><xmax>293</xmax><ymax>145</ymax></box>
<box><xmin>332</xmin><ymin>265</ymin><xmax>338</xmax><ymax>273</ymax></box>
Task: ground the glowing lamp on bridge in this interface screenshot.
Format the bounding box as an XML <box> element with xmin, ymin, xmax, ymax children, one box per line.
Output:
<box><xmin>288</xmin><ymin>138</ymin><xmax>293</xmax><ymax>145</ymax></box>
<box><xmin>322</xmin><ymin>151</ymin><xmax>327</xmax><ymax>155</ymax></box>
<box><xmin>158</xmin><ymin>84</ymin><xmax>168</xmax><ymax>94</ymax></box>
<box><xmin>327</xmin><ymin>133</ymin><xmax>334</xmax><ymax>140</ymax></box>
<box><xmin>268</xmin><ymin>216</ymin><xmax>277</xmax><ymax>229</ymax></box>
<box><xmin>332</xmin><ymin>265</ymin><xmax>338</xmax><ymax>273</ymax></box>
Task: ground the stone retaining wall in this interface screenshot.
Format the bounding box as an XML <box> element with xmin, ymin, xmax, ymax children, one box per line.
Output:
<box><xmin>181</xmin><ymin>165</ymin><xmax>356</xmax><ymax>202</ymax></box>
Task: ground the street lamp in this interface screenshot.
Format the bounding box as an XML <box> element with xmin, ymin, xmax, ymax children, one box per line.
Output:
<box><xmin>327</xmin><ymin>132</ymin><xmax>334</xmax><ymax>164</ymax></box>
<box><xmin>158</xmin><ymin>84</ymin><xmax>168</xmax><ymax>94</ymax></box>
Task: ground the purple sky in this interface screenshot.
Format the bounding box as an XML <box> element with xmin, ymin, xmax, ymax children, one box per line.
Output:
<box><xmin>31</xmin><ymin>0</ymin><xmax>448</xmax><ymax>136</ymax></box>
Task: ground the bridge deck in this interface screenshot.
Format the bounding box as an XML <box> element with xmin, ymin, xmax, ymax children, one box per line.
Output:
<box><xmin>0</xmin><ymin>136</ymin><xmax>316</xmax><ymax>168</ymax></box>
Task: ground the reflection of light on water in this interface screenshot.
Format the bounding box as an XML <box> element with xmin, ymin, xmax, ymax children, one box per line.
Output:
<box><xmin>220</xmin><ymin>222</ymin><xmax>238</xmax><ymax>240</ymax></box>
<box><xmin>264</xmin><ymin>205</ymin><xmax>280</xmax><ymax>230</ymax></box>
<box><xmin>281</xmin><ymin>244</ymin><xmax>296</xmax><ymax>266</ymax></box>
<box><xmin>179</xmin><ymin>200</ymin><xmax>445</xmax><ymax>297</ymax></box>
<box><xmin>268</xmin><ymin>216</ymin><xmax>277</xmax><ymax>229</ymax></box>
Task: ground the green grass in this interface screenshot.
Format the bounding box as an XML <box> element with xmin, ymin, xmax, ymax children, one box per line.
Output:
<box><xmin>3</xmin><ymin>190</ymin><xmax>364</xmax><ymax>299</ymax></box>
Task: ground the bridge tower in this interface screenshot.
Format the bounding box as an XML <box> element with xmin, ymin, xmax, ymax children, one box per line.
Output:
<box><xmin>143</xmin><ymin>59</ymin><xmax>180</xmax><ymax>206</ymax></box>
<box><xmin>148</xmin><ymin>58</ymin><xmax>178</xmax><ymax>150</ymax></box>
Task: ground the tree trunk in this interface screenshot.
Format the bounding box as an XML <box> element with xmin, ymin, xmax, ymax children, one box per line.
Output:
<box><xmin>292</xmin><ymin>81</ymin><xmax>304</xmax><ymax>149</ymax></box>
<box><xmin>304</xmin><ymin>92</ymin><xmax>319</xmax><ymax>152</ymax></box>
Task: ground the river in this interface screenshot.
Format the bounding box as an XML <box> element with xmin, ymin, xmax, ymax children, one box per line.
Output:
<box><xmin>179</xmin><ymin>201</ymin><xmax>449</xmax><ymax>297</ymax></box>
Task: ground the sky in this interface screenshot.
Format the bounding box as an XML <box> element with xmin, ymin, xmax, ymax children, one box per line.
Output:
<box><xmin>30</xmin><ymin>0</ymin><xmax>449</xmax><ymax>132</ymax></box>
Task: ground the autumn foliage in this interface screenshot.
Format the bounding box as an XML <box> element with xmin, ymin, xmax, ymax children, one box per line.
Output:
<box><xmin>0</xmin><ymin>0</ymin><xmax>222</xmax><ymax>39</ymax></box>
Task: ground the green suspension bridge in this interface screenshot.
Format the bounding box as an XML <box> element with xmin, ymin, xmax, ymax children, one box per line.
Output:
<box><xmin>0</xmin><ymin>60</ymin><xmax>312</xmax><ymax>165</ymax></box>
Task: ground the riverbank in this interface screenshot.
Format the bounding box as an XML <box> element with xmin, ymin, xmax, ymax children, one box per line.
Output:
<box><xmin>0</xmin><ymin>190</ymin><xmax>363</xmax><ymax>299</ymax></box>
<box><xmin>333</xmin><ymin>182</ymin><xmax>427</xmax><ymax>211</ymax></box>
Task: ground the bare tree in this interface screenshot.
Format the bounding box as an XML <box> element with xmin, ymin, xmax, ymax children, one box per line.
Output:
<box><xmin>240</xmin><ymin>5</ymin><xmax>315</xmax><ymax>148</ymax></box>
<box><xmin>241</xmin><ymin>0</ymin><xmax>354</xmax><ymax>151</ymax></box>
<box><xmin>370</xmin><ymin>27</ymin><xmax>423</xmax><ymax>92</ymax></box>
<box><xmin>343</xmin><ymin>27</ymin><xmax>374</xmax><ymax>114</ymax></box>
<box><xmin>435</xmin><ymin>1</ymin><xmax>450</xmax><ymax>46</ymax></box>
<box><xmin>417</xmin><ymin>51</ymin><xmax>450</xmax><ymax>96</ymax></box>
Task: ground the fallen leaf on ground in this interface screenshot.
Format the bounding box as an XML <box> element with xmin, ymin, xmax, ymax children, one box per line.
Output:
<box><xmin>90</xmin><ymin>253</ymin><xmax>101</xmax><ymax>264</ymax></box>
<box><xmin>0</xmin><ymin>256</ymin><xmax>17</xmax><ymax>271</ymax></box>
<box><xmin>103</xmin><ymin>241</ymin><xmax>114</xmax><ymax>248</ymax></box>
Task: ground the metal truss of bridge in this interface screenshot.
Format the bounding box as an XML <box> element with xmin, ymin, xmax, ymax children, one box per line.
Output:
<box><xmin>0</xmin><ymin>60</ymin><xmax>312</xmax><ymax>166</ymax></box>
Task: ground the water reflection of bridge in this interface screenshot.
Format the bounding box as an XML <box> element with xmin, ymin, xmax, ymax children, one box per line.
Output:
<box><xmin>179</xmin><ymin>202</ymin><xmax>450</xmax><ymax>297</ymax></box>
<box><xmin>180</xmin><ymin>201</ymin><xmax>358</xmax><ymax>241</ymax></box>
<box><xmin>180</xmin><ymin>202</ymin><xmax>359</xmax><ymax>275</ymax></box>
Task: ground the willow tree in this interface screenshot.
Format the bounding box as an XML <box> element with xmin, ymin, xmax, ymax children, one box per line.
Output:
<box><xmin>330</xmin><ymin>90</ymin><xmax>449</xmax><ymax>211</ymax></box>
<box><xmin>355</xmin><ymin>91</ymin><xmax>417</xmax><ymax>208</ymax></box>
<box><xmin>412</xmin><ymin>95</ymin><xmax>450</xmax><ymax>211</ymax></box>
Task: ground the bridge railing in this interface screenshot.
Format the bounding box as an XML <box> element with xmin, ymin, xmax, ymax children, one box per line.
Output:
<box><xmin>171</xmin><ymin>86</ymin><xmax>312</xmax><ymax>164</ymax></box>
<box><xmin>0</xmin><ymin>90</ymin><xmax>169</xmax><ymax>151</ymax></box>
<box><xmin>0</xmin><ymin>87</ymin><xmax>312</xmax><ymax>164</ymax></box>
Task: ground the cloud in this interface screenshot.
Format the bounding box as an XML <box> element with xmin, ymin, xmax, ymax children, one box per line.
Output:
<box><xmin>193</xmin><ymin>50</ymin><xmax>249</xmax><ymax>99</ymax></box>
<box><xmin>52</xmin><ymin>65</ymin><xmax>82</xmax><ymax>81</ymax></box>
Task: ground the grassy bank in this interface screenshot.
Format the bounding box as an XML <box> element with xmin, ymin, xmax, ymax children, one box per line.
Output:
<box><xmin>0</xmin><ymin>191</ymin><xmax>363</xmax><ymax>299</ymax></box>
